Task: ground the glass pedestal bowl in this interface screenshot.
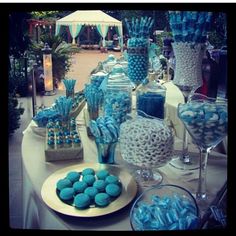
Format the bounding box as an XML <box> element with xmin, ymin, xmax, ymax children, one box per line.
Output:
<box><xmin>130</xmin><ymin>184</ymin><xmax>200</xmax><ymax>231</ymax></box>
<box><xmin>119</xmin><ymin>113</ymin><xmax>174</xmax><ymax>187</ymax></box>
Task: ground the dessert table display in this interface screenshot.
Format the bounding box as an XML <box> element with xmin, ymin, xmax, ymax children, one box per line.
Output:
<box><xmin>22</xmin><ymin>81</ymin><xmax>227</xmax><ymax>230</ymax></box>
<box><xmin>22</xmin><ymin>106</ymin><xmax>227</xmax><ymax>230</ymax></box>
<box><xmin>21</xmin><ymin>13</ymin><xmax>227</xmax><ymax>230</ymax></box>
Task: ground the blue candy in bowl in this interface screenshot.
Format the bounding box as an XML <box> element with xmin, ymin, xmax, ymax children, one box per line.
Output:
<box><xmin>130</xmin><ymin>184</ymin><xmax>200</xmax><ymax>231</ymax></box>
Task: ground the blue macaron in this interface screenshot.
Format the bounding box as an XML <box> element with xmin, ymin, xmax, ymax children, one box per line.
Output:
<box><xmin>96</xmin><ymin>170</ymin><xmax>109</xmax><ymax>180</ymax></box>
<box><xmin>83</xmin><ymin>174</ymin><xmax>96</xmax><ymax>186</ymax></box>
<box><xmin>105</xmin><ymin>175</ymin><xmax>119</xmax><ymax>185</ymax></box>
<box><xmin>82</xmin><ymin>168</ymin><xmax>95</xmax><ymax>176</ymax></box>
<box><xmin>56</xmin><ymin>178</ymin><xmax>72</xmax><ymax>191</ymax></box>
<box><xmin>93</xmin><ymin>179</ymin><xmax>107</xmax><ymax>192</ymax></box>
<box><xmin>105</xmin><ymin>183</ymin><xmax>122</xmax><ymax>197</ymax></box>
<box><xmin>59</xmin><ymin>187</ymin><xmax>75</xmax><ymax>201</ymax></box>
<box><xmin>66</xmin><ymin>171</ymin><xmax>80</xmax><ymax>183</ymax></box>
<box><xmin>73</xmin><ymin>181</ymin><xmax>88</xmax><ymax>193</ymax></box>
<box><xmin>84</xmin><ymin>186</ymin><xmax>99</xmax><ymax>199</ymax></box>
<box><xmin>95</xmin><ymin>193</ymin><xmax>110</xmax><ymax>207</ymax></box>
<box><xmin>74</xmin><ymin>193</ymin><xmax>91</xmax><ymax>209</ymax></box>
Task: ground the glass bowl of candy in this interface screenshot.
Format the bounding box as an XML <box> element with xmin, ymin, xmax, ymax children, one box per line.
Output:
<box><xmin>119</xmin><ymin>114</ymin><xmax>174</xmax><ymax>186</ymax></box>
<box><xmin>130</xmin><ymin>184</ymin><xmax>200</xmax><ymax>231</ymax></box>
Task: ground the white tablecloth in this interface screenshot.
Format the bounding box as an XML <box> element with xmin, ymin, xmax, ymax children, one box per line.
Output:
<box><xmin>22</xmin><ymin>104</ymin><xmax>227</xmax><ymax>230</ymax></box>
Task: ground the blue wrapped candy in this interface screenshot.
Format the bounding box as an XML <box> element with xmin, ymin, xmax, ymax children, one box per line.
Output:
<box><xmin>168</xmin><ymin>11</ymin><xmax>213</xmax><ymax>44</ymax></box>
<box><xmin>178</xmin><ymin>100</ymin><xmax>227</xmax><ymax>148</ymax></box>
<box><xmin>89</xmin><ymin>116</ymin><xmax>120</xmax><ymax>164</ymax></box>
<box><xmin>131</xmin><ymin>191</ymin><xmax>199</xmax><ymax>231</ymax></box>
<box><xmin>33</xmin><ymin>107</ymin><xmax>60</xmax><ymax>127</ymax></box>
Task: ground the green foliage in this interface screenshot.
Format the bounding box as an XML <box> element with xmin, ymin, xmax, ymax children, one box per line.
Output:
<box><xmin>208</xmin><ymin>31</ymin><xmax>226</xmax><ymax>49</ymax></box>
<box><xmin>208</xmin><ymin>12</ymin><xmax>227</xmax><ymax>49</ymax></box>
<box><xmin>31</xmin><ymin>11</ymin><xmax>60</xmax><ymax>19</ymax></box>
<box><xmin>29</xmin><ymin>34</ymin><xmax>80</xmax><ymax>84</ymax></box>
<box><xmin>155</xmin><ymin>31</ymin><xmax>173</xmax><ymax>51</ymax></box>
<box><xmin>8</xmin><ymin>93</ymin><xmax>24</xmax><ymax>137</ymax></box>
<box><xmin>9</xmin><ymin>12</ymin><xmax>32</xmax><ymax>58</ymax></box>
<box><xmin>9</xmin><ymin>74</ymin><xmax>29</xmax><ymax>97</ymax></box>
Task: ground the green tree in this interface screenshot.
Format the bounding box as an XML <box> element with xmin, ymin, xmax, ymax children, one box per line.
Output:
<box><xmin>31</xmin><ymin>11</ymin><xmax>60</xmax><ymax>19</ymax></box>
<box><xmin>208</xmin><ymin>12</ymin><xmax>227</xmax><ymax>49</ymax></box>
<box><xmin>29</xmin><ymin>34</ymin><xmax>80</xmax><ymax>85</ymax></box>
<box><xmin>9</xmin><ymin>12</ymin><xmax>32</xmax><ymax>58</ymax></box>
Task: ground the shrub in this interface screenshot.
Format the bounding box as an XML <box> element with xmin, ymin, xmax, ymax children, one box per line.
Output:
<box><xmin>8</xmin><ymin>93</ymin><xmax>24</xmax><ymax>137</ymax></box>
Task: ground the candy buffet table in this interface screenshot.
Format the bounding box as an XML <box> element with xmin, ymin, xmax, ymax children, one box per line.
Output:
<box><xmin>21</xmin><ymin>102</ymin><xmax>227</xmax><ymax>230</ymax></box>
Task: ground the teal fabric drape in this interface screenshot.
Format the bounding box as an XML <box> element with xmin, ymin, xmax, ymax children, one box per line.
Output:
<box><xmin>96</xmin><ymin>25</ymin><xmax>109</xmax><ymax>47</ymax></box>
<box><xmin>68</xmin><ymin>24</ymin><xmax>83</xmax><ymax>44</ymax></box>
<box><xmin>96</xmin><ymin>25</ymin><xmax>103</xmax><ymax>38</ymax></box>
<box><xmin>55</xmin><ymin>24</ymin><xmax>61</xmax><ymax>36</ymax></box>
<box><xmin>115</xmin><ymin>26</ymin><xmax>123</xmax><ymax>50</ymax></box>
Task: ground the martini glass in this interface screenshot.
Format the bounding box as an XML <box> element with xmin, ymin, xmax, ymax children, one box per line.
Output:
<box><xmin>178</xmin><ymin>93</ymin><xmax>227</xmax><ymax>202</ymax></box>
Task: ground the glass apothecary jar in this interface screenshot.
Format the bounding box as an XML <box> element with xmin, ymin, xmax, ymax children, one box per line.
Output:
<box><xmin>103</xmin><ymin>54</ymin><xmax>117</xmax><ymax>73</ymax></box>
<box><xmin>136</xmin><ymin>71</ymin><xmax>166</xmax><ymax>119</ymax></box>
<box><xmin>103</xmin><ymin>64</ymin><xmax>133</xmax><ymax>125</ymax></box>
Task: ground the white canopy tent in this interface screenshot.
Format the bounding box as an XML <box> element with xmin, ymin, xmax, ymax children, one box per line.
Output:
<box><xmin>55</xmin><ymin>10</ymin><xmax>123</xmax><ymax>49</ymax></box>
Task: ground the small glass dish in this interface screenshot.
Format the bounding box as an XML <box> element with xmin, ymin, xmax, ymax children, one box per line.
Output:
<box><xmin>130</xmin><ymin>184</ymin><xmax>200</xmax><ymax>231</ymax></box>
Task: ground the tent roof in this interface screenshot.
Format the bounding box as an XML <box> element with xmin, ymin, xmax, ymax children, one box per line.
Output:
<box><xmin>57</xmin><ymin>10</ymin><xmax>122</xmax><ymax>27</ymax></box>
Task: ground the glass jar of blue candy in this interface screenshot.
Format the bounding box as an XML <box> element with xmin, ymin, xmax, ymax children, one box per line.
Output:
<box><xmin>130</xmin><ymin>184</ymin><xmax>200</xmax><ymax>231</ymax></box>
<box><xmin>136</xmin><ymin>71</ymin><xmax>166</xmax><ymax>119</ymax></box>
<box><xmin>103</xmin><ymin>64</ymin><xmax>133</xmax><ymax>125</ymax></box>
<box><xmin>127</xmin><ymin>37</ymin><xmax>149</xmax><ymax>86</ymax></box>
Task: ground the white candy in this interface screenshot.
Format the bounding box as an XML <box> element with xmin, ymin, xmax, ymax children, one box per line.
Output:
<box><xmin>172</xmin><ymin>42</ymin><xmax>204</xmax><ymax>88</ymax></box>
<box><xmin>119</xmin><ymin>117</ymin><xmax>174</xmax><ymax>167</ymax></box>
<box><xmin>181</xmin><ymin>111</ymin><xmax>195</xmax><ymax>117</ymax></box>
<box><xmin>209</xmin><ymin>114</ymin><xmax>219</xmax><ymax>121</ymax></box>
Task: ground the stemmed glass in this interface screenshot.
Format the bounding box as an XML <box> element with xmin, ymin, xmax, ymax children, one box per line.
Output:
<box><xmin>169</xmin><ymin>85</ymin><xmax>201</xmax><ymax>170</ymax></box>
<box><xmin>119</xmin><ymin>111</ymin><xmax>174</xmax><ymax>187</ymax></box>
<box><xmin>178</xmin><ymin>93</ymin><xmax>228</xmax><ymax>202</ymax></box>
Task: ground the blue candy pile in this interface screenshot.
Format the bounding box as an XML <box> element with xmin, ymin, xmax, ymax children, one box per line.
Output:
<box><xmin>125</xmin><ymin>17</ymin><xmax>154</xmax><ymax>85</ymax></box>
<box><xmin>178</xmin><ymin>101</ymin><xmax>228</xmax><ymax>148</ymax></box>
<box><xmin>84</xmin><ymin>84</ymin><xmax>104</xmax><ymax>115</ymax></box>
<box><xmin>132</xmin><ymin>193</ymin><xmax>199</xmax><ymax>230</ymax></box>
<box><xmin>54</xmin><ymin>96</ymin><xmax>73</xmax><ymax>120</ymax></box>
<box><xmin>137</xmin><ymin>92</ymin><xmax>165</xmax><ymax>119</ymax></box>
<box><xmin>90</xmin><ymin>72</ymin><xmax>108</xmax><ymax>87</ymax></box>
<box><xmin>169</xmin><ymin>11</ymin><xmax>212</xmax><ymax>44</ymax></box>
<box><xmin>89</xmin><ymin>116</ymin><xmax>119</xmax><ymax>144</ymax></box>
<box><xmin>104</xmin><ymin>90</ymin><xmax>132</xmax><ymax>125</ymax></box>
<box><xmin>63</xmin><ymin>79</ymin><xmax>76</xmax><ymax>97</ymax></box>
<box><xmin>33</xmin><ymin>107</ymin><xmax>60</xmax><ymax>127</ymax></box>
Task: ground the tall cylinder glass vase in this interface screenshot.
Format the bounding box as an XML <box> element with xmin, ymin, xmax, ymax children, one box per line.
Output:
<box><xmin>169</xmin><ymin>42</ymin><xmax>205</xmax><ymax>170</ymax></box>
<box><xmin>95</xmin><ymin>139</ymin><xmax>117</xmax><ymax>164</ymax></box>
<box><xmin>127</xmin><ymin>38</ymin><xmax>149</xmax><ymax>86</ymax></box>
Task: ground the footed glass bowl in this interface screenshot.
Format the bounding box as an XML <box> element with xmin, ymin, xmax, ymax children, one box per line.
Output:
<box><xmin>130</xmin><ymin>184</ymin><xmax>200</xmax><ymax>231</ymax></box>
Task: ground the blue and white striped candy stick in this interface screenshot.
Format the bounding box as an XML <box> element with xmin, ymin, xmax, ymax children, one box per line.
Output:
<box><xmin>147</xmin><ymin>18</ymin><xmax>154</xmax><ymax>35</ymax></box>
<box><xmin>96</xmin><ymin>117</ymin><xmax>113</xmax><ymax>143</ymax></box>
<box><xmin>63</xmin><ymin>79</ymin><xmax>76</xmax><ymax>92</ymax></box>
<box><xmin>104</xmin><ymin>116</ymin><xmax>119</xmax><ymax>141</ymax></box>
<box><xmin>89</xmin><ymin>120</ymin><xmax>101</xmax><ymax>139</ymax></box>
<box><xmin>131</xmin><ymin>17</ymin><xmax>135</xmax><ymax>37</ymax></box>
<box><xmin>125</xmin><ymin>18</ymin><xmax>131</xmax><ymax>36</ymax></box>
<box><xmin>139</xmin><ymin>17</ymin><xmax>143</xmax><ymax>37</ymax></box>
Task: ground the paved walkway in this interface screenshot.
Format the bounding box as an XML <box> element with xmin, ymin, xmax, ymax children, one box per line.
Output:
<box><xmin>60</xmin><ymin>49</ymin><xmax>122</xmax><ymax>91</ymax></box>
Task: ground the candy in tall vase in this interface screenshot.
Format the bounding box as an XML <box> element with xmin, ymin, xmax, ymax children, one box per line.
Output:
<box><xmin>125</xmin><ymin>17</ymin><xmax>154</xmax><ymax>86</ymax></box>
<box><xmin>172</xmin><ymin>42</ymin><xmax>205</xmax><ymax>93</ymax></box>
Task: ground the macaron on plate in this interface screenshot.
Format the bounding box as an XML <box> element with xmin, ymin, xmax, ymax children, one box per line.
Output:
<box><xmin>41</xmin><ymin>163</ymin><xmax>138</xmax><ymax>217</ymax></box>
